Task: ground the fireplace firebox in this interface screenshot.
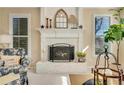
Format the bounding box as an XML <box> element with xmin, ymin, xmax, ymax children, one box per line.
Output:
<box><xmin>48</xmin><ymin>43</ymin><xmax>74</xmax><ymax>62</ymax></box>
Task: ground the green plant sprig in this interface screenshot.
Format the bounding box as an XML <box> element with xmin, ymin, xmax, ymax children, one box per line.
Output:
<box><xmin>76</xmin><ymin>51</ymin><xmax>86</xmax><ymax>57</ymax></box>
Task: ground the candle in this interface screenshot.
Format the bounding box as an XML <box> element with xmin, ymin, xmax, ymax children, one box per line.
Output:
<box><xmin>82</xmin><ymin>46</ymin><xmax>89</xmax><ymax>52</ymax></box>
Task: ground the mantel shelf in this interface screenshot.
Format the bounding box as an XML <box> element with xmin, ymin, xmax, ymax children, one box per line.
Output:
<box><xmin>37</xmin><ymin>28</ymin><xmax>83</xmax><ymax>33</ymax></box>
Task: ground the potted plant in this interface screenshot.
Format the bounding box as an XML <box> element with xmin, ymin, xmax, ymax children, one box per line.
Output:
<box><xmin>76</xmin><ymin>51</ymin><xmax>86</xmax><ymax>62</ymax></box>
<box><xmin>104</xmin><ymin>7</ymin><xmax>124</xmax><ymax>64</ymax></box>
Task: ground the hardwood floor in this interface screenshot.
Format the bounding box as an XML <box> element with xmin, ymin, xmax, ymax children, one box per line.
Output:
<box><xmin>69</xmin><ymin>74</ymin><xmax>93</xmax><ymax>85</ymax></box>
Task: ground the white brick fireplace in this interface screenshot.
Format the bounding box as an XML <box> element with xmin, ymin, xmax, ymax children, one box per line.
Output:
<box><xmin>36</xmin><ymin>7</ymin><xmax>89</xmax><ymax>74</ymax></box>
<box><xmin>39</xmin><ymin>29</ymin><xmax>83</xmax><ymax>62</ymax></box>
<box><xmin>38</xmin><ymin>7</ymin><xmax>84</xmax><ymax>62</ymax></box>
<box><xmin>36</xmin><ymin>28</ymin><xmax>90</xmax><ymax>74</ymax></box>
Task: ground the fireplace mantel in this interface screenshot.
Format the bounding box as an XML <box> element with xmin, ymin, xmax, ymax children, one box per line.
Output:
<box><xmin>37</xmin><ymin>28</ymin><xmax>84</xmax><ymax>62</ymax></box>
<box><xmin>38</xmin><ymin>29</ymin><xmax>83</xmax><ymax>38</ymax></box>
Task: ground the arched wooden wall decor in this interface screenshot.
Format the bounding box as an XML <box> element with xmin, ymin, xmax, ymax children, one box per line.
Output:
<box><xmin>54</xmin><ymin>9</ymin><xmax>68</xmax><ymax>29</ymax></box>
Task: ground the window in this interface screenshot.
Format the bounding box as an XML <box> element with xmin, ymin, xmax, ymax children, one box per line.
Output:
<box><xmin>55</xmin><ymin>9</ymin><xmax>68</xmax><ymax>28</ymax></box>
<box><xmin>95</xmin><ymin>16</ymin><xmax>110</xmax><ymax>55</ymax></box>
<box><xmin>12</xmin><ymin>17</ymin><xmax>29</xmax><ymax>55</ymax></box>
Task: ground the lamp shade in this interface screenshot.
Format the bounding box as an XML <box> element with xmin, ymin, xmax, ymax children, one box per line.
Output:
<box><xmin>0</xmin><ymin>35</ymin><xmax>12</xmax><ymax>44</ymax></box>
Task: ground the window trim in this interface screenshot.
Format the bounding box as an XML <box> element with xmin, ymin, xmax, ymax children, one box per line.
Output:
<box><xmin>92</xmin><ymin>14</ymin><xmax>113</xmax><ymax>57</ymax></box>
<box><xmin>9</xmin><ymin>14</ymin><xmax>31</xmax><ymax>57</ymax></box>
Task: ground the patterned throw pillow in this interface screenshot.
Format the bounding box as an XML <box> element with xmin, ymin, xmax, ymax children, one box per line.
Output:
<box><xmin>3</xmin><ymin>48</ymin><xmax>15</xmax><ymax>55</ymax></box>
<box><xmin>16</xmin><ymin>48</ymin><xmax>26</xmax><ymax>57</ymax></box>
<box><xmin>0</xmin><ymin>48</ymin><xmax>26</xmax><ymax>57</ymax></box>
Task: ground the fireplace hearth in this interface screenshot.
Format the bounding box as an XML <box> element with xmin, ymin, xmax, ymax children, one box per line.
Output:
<box><xmin>48</xmin><ymin>43</ymin><xmax>74</xmax><ymax>62</ymax></box>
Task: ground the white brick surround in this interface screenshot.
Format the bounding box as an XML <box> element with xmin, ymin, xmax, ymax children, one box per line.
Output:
<box><xmin>38</xmin><ymin>29</ymin><xmax>83</xmax><ymax>62</ymax></box>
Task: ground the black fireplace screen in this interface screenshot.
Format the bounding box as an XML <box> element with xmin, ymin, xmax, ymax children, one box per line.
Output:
<box><xmin>48</xmin><ymin>43</ymin><xmax>74</xmax><ymax>62</ymax></box>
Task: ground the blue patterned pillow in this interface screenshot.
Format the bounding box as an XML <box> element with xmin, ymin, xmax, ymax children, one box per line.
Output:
<box><xmin>0</xmin><ymin>48</ymin><xmax>26</xmax><ymax>57</ymax></box>
<box><xmin>2</xmin><ymin>48</ymin><xmax>15</xmax><ymax>55</ymax></box>
<box><xmin>16</xmin><ymin>48</ymin><xmax>26</xmax><ymax>57</ymax></box>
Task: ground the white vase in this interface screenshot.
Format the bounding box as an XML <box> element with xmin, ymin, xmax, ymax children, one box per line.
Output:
<box><xmin>78</xmin><ymin>57</ymin><xmax>86</xmax><ymax>62</ymax></box>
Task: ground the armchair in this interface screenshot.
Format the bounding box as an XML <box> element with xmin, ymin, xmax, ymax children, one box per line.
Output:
<box><xmin>0</xmin><ymin>48</ymin><xmax>30</xmax><ymax>85</ymax></box>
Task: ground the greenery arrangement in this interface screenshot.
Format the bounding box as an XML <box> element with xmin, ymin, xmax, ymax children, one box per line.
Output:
<box><xmin>76</xmin><ymin>51</ymin><xmax>87</xmax><ymax>62</ymax></box>
<box><xmin>104</xmin><ymin>7</ymin><xmax>124</xmax><ymax>64</ymax></box>
<box><xmin>76</xmin><ymin>51</ymin><xmax>86</xmax><ymax>57</ymax></box>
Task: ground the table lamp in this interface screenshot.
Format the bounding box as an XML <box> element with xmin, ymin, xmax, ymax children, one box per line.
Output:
<box><xmin>0</xmin><ymin>34</ymin><xmax>12</xmax><ymax>48</ymax></box>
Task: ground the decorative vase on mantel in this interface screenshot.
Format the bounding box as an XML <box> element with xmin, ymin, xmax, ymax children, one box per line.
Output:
<box><xmin>78</xmin><ymin>57</ymin><xmax>86</xmax><ymax>62</ymax></box>
<box><xmin>77</xmin><ymin>51</ymin><xmax>86</xmax><ymax>62</ymax></box>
